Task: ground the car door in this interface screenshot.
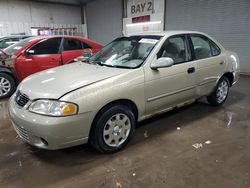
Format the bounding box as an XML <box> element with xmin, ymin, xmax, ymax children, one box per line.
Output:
<box><xmin>144</xmin><ymin>35</ymin><xmax>197</xmax><ymax>115</ymax></box>
<box><xmin>61</xmin><ymin>38</ymin><xmax>87</xmax><ymax>64</ymax></box>
<box><xmin>189</xmin><ymin>34</ymin><xmax>225</xmax><ymax>96</ymax></box>
<box><xmin>15</xmin><ymin>37</ymin><xmax>62</xmax><ymax>81</ymax></box>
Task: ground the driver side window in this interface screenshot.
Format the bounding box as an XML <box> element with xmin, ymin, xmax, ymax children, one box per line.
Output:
<box><xmin>29</xmin><ymin>37</ymin><xmax>62</xmax><ymax>55</ymax></box>
<box><xmin>157</xmin><ymin>35</ymin><xmax>190</xmax><ymax>64</ymax></box>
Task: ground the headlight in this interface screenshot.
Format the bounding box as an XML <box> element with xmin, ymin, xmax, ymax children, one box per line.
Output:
<box><xmin>29</xmin><ymin>100</ymin><xmax>78</xmax><ymax>116</ymax></box>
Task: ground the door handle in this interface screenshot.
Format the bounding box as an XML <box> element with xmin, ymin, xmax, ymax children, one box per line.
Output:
<box><xmin>187</xmin><ymin>67</ymin><xmax>195</xmax><ymax>74</ymax></box>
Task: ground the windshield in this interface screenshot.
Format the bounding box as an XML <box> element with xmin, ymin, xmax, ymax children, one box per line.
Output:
<box><xmin>4</xmin><ymin>37</ymin><xmax>33</xmax><ymax>55</ymax></box>
<box><xmin>87</xmin><ymin>35</ymin><xmax>161</xmax><ymax>69</ymax></box>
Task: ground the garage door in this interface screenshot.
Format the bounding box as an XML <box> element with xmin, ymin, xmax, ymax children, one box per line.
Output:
<box><xmin>165</xmin><ymin>0</ymin><xmax>250</xmax><ymax>74</ymax></box>
<box><xmin>85</xmin><ymin>0</ymin><xmax>123</xmax><ymax>45</ymax></box>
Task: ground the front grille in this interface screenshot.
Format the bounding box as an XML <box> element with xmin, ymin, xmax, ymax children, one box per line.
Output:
<box><xmin>15</xmin><ymin>125</ymin><xmax>29</xmax><ymax>142</ymax></box>
<box><xmin>15</xmin><ymin>90</ymin><xmax>29</xmax><ymax>107</ymax></box>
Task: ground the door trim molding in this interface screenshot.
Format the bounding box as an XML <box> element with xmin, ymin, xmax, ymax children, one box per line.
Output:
<box><xmin>147</xmin><ymin>86</ymin><xmax>196</xmax><ymax>102</ymax></box>
<box><xmin>197</xmin><ymin>79</ymin><xmax>217</xmax><ymax>86</ymax></box>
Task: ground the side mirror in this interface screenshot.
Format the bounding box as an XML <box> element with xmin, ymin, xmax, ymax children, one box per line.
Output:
<box><xmin>82</xmin><ymin>51</ymin><xmax>92</xmax><ymax>58</ymax></box>
<box><xmin>151</xmin><ymin>57</ymin><xmax>174</xmax><ymax>70</ymax></box>
<box><xmin>25</xmin><ymin>49</ymin><xmax>35</xmax><ymax>56</ymax></box>
<box><xmin>77</xmin><ymin>49</ymin><xmax>92</xmax><ymax>62</ymax></box>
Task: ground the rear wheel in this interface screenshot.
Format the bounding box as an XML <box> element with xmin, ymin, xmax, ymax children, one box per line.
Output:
<box><xmin>0</xmin><ymin>73</ymin><xmax>16</xmax><ymax>99</ymax></box>
<box><xmin>207</xmin><ymin>76</ymin><xmax>230</xmax><ymax>106</ymax></box>
<box><xmin>90</xmin><ymin>105</ymin><xmax>135</xmax><ymax>153</ymax></box>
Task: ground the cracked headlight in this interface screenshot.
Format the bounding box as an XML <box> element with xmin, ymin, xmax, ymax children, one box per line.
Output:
<box><xmin>29</xmin><ymin>100</ymin><xmax>78</xmax><ymax>116</ymax></box>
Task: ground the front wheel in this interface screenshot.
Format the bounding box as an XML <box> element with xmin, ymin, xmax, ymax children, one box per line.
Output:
<box><xmin>0</xmin><ymin>73</ymin><xmax>16</xmax><ymax>99</ymax></box>
<box><xmin>90</xmin><ymin>105</ymin><xmax>135</xmax><ymax>153</ymax></box>
<box><xmin>207</xmin><ymin>76</ymin><xmax>230</xmax><ymax>106</ymax></box>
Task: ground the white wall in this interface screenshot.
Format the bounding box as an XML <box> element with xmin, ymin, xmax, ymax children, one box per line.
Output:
<box><xmin>0</xmin><ymin>0</ymin><xmax>87</xmax><ymax>36</ymax></box>
<box><xmin>0</xmin><ymin>0</ymin><xmax>81</xmax><ymax>24</ymax></box>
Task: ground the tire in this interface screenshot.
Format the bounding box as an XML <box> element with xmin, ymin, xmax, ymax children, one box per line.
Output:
<box><xmin>0</xmin><ymin>73</ymin><xmax>16</xmax><ymax>99</ymax></box>
<box><xmin>90</xmin><ymin>105</ymin><xmax>135</xmax><ymax>153</ymax></box>
<box><xmin>207</xmin><ymin>76</ymin><xmax>230</xmax><ymax>106</ymax></box>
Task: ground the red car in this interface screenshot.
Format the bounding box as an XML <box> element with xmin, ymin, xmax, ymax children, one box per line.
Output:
<box><xmin>0</xmin><ymin>35</ymin><xmax>103</xmax><ymax>98</ymax></box>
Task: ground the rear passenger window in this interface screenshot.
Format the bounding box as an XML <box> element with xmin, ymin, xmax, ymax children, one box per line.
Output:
<box><xmin>210</xmin><ymin>41</ymin><xmax>220</xmax><ymax>56</ymax></box>
<box><xmin>63</xmin><ymin>38</ymin><xmax>83</xmax><ymax>51</ymax></box>
<box><xmin>158</xmin><ymin>35</ymin><xmax>190</xmax><ymax>64</ymax></box>
<box><xmin>191</xmin><ymin>35</ymin><xmax>212</xmax><ymax>60</ymax></box>
<box><xmin>191</xmin><ymin>35</ymin><xmax>221</xmax><ymax>60</ymax></box>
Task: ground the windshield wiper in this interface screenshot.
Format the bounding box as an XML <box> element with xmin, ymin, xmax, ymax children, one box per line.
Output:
<box><xmin>91</xmin><ymin>61</ymin><xmax>113</xmax><ymax>68</ymax></box>
<box><xmin>92</xmin><ymin>61</ymin><xmax>108</xmax><ymax>66</ymax></box>
<box><xmin>111</xmin><ymin>65</ymin><xmax>134</xmax><ymax>69</ymax></box>
<box><xmin>90</xmin><ymin>61</ymin><xmax>133</xmax><ymax>69</ymax></box>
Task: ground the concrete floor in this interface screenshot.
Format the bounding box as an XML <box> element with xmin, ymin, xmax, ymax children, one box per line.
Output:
<box><xmin>0</xmin><ymin>76</ymin><xmax>249</xmax><ymax>188</ymax></box>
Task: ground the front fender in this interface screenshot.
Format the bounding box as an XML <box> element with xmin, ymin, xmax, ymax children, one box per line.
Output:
<box><xmin>60</xmin><ymin>68</ymin><xmax>145</xmax><ymax>119</ymax></box>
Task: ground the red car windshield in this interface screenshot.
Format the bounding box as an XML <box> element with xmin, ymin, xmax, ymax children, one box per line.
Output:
<box><xmin>4</xmin><ymin>37</ymin><xmax>34</xmax><ymax>56</ymax></box>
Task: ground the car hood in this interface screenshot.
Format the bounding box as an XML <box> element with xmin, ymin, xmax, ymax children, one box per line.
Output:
<box><xmin>19</xmin><ymin>62</ymin><xmax>130</xmax><ymax>100</ymax></box>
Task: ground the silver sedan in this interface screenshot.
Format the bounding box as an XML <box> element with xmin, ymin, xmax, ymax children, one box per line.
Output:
<box><xmin>9</xmin><ymin>31</ymin><xmax>240</xmax><ymax>153</ymax></box>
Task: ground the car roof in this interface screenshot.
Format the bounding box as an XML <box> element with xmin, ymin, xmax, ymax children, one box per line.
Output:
<box><xmin>128</xmin><ymin>30</ymin><xmax>206</xmax><ymax>37</ymax></box>
<box><xmin>0</xmin><ymin>35</ymin><xmax>81</xmax><ymax>39</ymax></box>
<box><xmin>17</xmin><ymin>35</ymin><xmax>70</xmax><ymax>41</ymax></box>
<box><xmin>127</xmin><ymin>30</ymin><xmax>224</xmax><ymax>51</ymax></box>
<box><xmin>17</xmin><ymin>35</ymin><xmax>102</xmax><ymax>47</ymax></box>
<box><xmin>23</xmin><ymin>35</ymin><xmax>90</xmax><ymax>42</ymax></box>
<box><xmin>30</xmin><ymin>35</ymin><xmax>85</xmax><ymax>39</ymax></box>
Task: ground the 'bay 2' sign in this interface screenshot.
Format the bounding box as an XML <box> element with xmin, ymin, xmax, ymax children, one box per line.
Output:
<box><xmin>128</xmin><ymin>0</ymin><xmax>154</xmax><ymax>17</ymax></box>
